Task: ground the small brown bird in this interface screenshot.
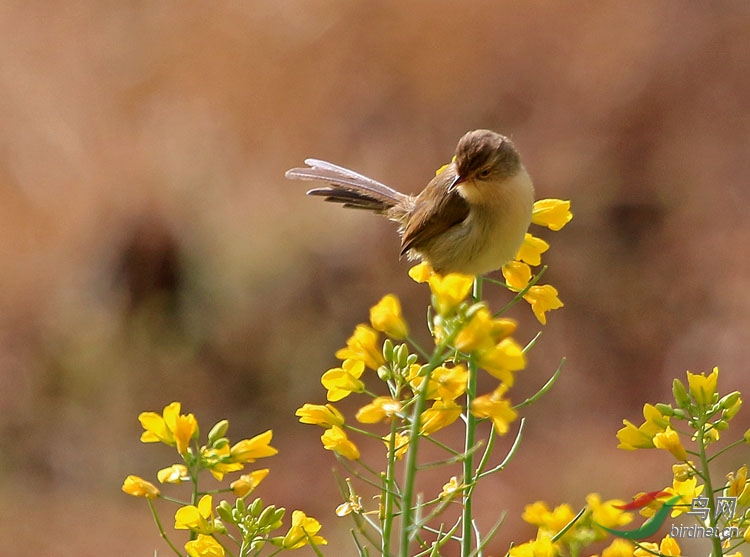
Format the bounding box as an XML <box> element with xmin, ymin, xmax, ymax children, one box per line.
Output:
<box><xmin>285</xmin><ymin>130</ymin><xmax>534</xmax><ymax>276</ymax></box>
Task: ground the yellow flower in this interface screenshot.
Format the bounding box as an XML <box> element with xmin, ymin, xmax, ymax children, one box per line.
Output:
<box><xmin>723</xmin><ymin>392</ymin><xmax>743</xmax><ymax>420</ymax></box>
<box><xmin>586</xmin><ymin>493</ymin><xmax>632</xmax><ymax>537</ymax></box>
<box><xmin>617</xmin><ymin>420</ymin><xmax>652</xmax><ymax>450</ymax></box>
<box><xmin>653</xmin><ymin>427</ymin><xmax>687</xmax><ymax>460</ymax></box>
<box><xmin>282</xmin><ymin>510</ymin><xmax>327</xmax><ymax>549</ymax></box>
<box><xmin>470</xmin><ymin>385</ymin><xmax>518</xmax><ymax>435</ymax></box>
<box><xmin>687</xmin><ymin>366</ymin><xmax>719</xmax><ymax>406</ymax></box>
<box><xmin>229</xmin><ymin>430</ymin><xmax>278</xmax><ymax>464</ymax></box>
<box><xmin>408</xmin><ymin>262</ymin><xmax>434</xmax><ymax>283</ymax></box>
<box><xmin>122</xmin><ymin>475</ymin><xmax>160</xmax><ymax>498</ymax></box>
<box><xmin>521</xmin><ymin>501</ymin><xmax>552</xmax><ymax>527</ymax></box>
<box><xmin>439</xmin><ymin>476</ymin><xmax>464</xmax><ymax>500</ymax></box>
<box><xmin>516</xmin><ymin>233</ymin><xmax>550</xmax><ymax>266</ymax></box>
<box><xmin>230</xmin><ymin>468</ymin><xmax>269</xmax><ymax>497</ymax></box>
<box><xmin>502</xmin><ymin>260</ymin><xmax>532</xmax><ymax>291</ymax></box>
<box><xmin>454</xmin><ymin>306</ymin><xmax>517</xmax><ymax>353</ymax></box>
<box><xmin>139</xmin><ymin>401</ymin><xmax>198</xmax><ymax>455</ymax></box>
<box><xmin>335</xmin><ymin>325</ymin><xmax>384</xmax><ymax>370</ymax></box>
<box><xmin>157</xmin><ymin>464</ymin><xmax>189</xmax><ymax>484</ymax></box>
<box><xmin>321</xmin><ymin>425</ymin><xmax>360</xmax><ymax>460</ymax></box>
<box><xmin>477</xmin><ymin>338</ymin><xmax>526</xmax><ymax>386</ymax></box>
<box><xmin>173</xmin><ymin>413</ymin><xmax>199</xmax><ymax>455</ymax></box>
<box><xmin>659</xmin><ymin>536</ymin><xmax>682</xmax><ymax>556</ymax></box>
<box><xmin>370</xmin><ymin>294</ymin><xmax>409</xmax><ymax>339</ymax></box>
<box><xmin>616</xmin><ymin>403</ymin><xmax>671</xmax><ymax>450</ymax></box>
<box><xmin>665</xmin><ymin>477</ymin><xmax>704</xmax><ymax>518</ymax></box>
<box><xmin>502</xmin><ymin>262</ymin><xmax>563</xmax><ymax>324</ymax></box>
<box><xmin>420</xmin><ymin>399</ymin><xmax>462</xmax><ymax>435</ymax></box>
<box><xmin>185</xmin><ymin>534</ymin><xmax>225</xmax><ymax>557</ymax></box>
<box><xmin>201</xmin><ymin>444</ymin><xmax>243</xmax><ymax>481</ymax></box>
<box><xmin>295</xmin><ymin>403</ymin><xmax>345</xmax><ymax>428</ymax></box>
<box><xmin>425</xmin><ymin>365</ymin><xmax>468</xmax><ymax>401</ymax></box>
<box><xmin>738</xmin><ymin>477</ymin><xmax>750</xmax><ymax>507</ymax></box>
<box><xmin>705</xmin><ymin>426</ymin><xmax>720</xmax><ymax>443</ymax></box>
<box><xmin>601</xmin><ymin>538</ymin><xmax>635</xmax><ymax>557</ymax></box>
<box><xmin>428</xmin><ymin>272</ymin><xmax>475</xmax><ymax>316</ymax></box>
<box><xmin>524</xmin><ymin>285</ymin><xmax>564</xmax><ymax>325</ymax></box>
<box><xmin>175</xmin><ymin>494</ymin><xmax>216</xmax><ymax>534</ymax></box>
<box><xmin>508</xmin><ymin>535</ymin><xmax>556</xmax><ymax>557</ymax></box>
<box><xmin>385</xmin><ymin>431</ymin><xmax>409</xmax><ymax>460</ymax></box>
<box><xmin>634</xmin><ymin>535</ymin><xmax>680</xmax><ymax>556</ymax></box>
<box><xmin>404</xmin><ymin>362</ymin><xmax>425</xmax><ymax>389</ymax></box>
<box><xmin>531</xmin><ymin>198</ymin><xmax>573</xmax><ymax>231</ymax></box>
<box><xmin>633</xmin><ymin>542</ymin><xmax>659</xmax><ymax>557</ymax></box>
<box><xmin>672</xmin><ymin>462</ymin><xmax>695</xmax><ymax>482</ymax></box>
<box><xmin>356</xmin><ymin>397</ymin><xmax>402</xmax><ymax>423</ymax></box>
<box><xmin>727</xmin><ymin>465</ymin><xmax>748</xmax><ymax>498</ymax></box>
<box><xmin>322</xmin><ymin>359</ymin><xmax>366</xmax><ymax>402</ymax></box>
<box><xmin>521</xmin><ymin>501</ymin><xmax>576</xmax><ymax>543</ymax></box>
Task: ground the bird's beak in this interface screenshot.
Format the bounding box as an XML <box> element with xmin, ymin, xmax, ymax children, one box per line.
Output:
<box><xmin>447</xmin><ymin>174</ymin><xmax>463</xmax><ymax>193</ymax></box>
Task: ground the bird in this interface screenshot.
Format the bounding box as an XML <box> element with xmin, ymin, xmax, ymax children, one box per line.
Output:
<box><xmin>285</xmin><ymin>129</ymin><xmax>535</xmax><ymax>276</ymax></box>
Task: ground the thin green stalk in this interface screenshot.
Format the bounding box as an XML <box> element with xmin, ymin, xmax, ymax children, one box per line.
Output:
<box><xmin>147</xmin><ymin>497</ymin><xmax>183</xmax><ymax>556</ymax></box>
<box><xmin>399</xmin><ymin>343</ymin><xmax>452</xmax><ymax>555</ymax></box>
<box><xmin>491</xmin><ymin>265</ymin><xmax>547</xmax><ymax>316</ymax></box>
<box><xmin>382</xmin><ymin>418</ymin><xmax>399</xmax><ymax>555</ymax></box>
<box><xmin>462</xmin><ymin>357</ymin><xmax>478</xmax><ymax>557</ymax></box>
<box><xmin>695</xmin><ymin>417</ymin><xmax>723</xmax><ymax>557</ymax></box>
<box><xmin>706</xmin><ymin>437</ymin><xmax>746</xmax><ymax>463</ymax></box>
<box><xmin>477</xmin><ymin>418</ymin><xmax>525</xmax><ymax>480</ymax></box>
<box><xmin>461</xmin><ymin>277</ymin><xmax>483</xmax><ymax>557</ymax></box>
<box><xmin>514</xmin><ymin>358</ymin><xmax>565</xmax><ymax>409</ymax></box>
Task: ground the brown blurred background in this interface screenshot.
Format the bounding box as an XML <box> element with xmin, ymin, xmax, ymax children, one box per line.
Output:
<box><xmin>1</xmin><ymin>2</ymin><xmax>749</xmax><ymax>555</ymax></box>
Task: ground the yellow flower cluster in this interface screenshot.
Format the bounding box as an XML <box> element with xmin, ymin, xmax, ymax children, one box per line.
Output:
<box><xmin>511</xmin><ymin>494</ymin><xmax>635</xmax><ymax>557</ymax></box>
<box><xmin>123</xmin><ymin>402</ymin><xmax>326</xmax><ymax>555</ymax></box>
<box><xmin>610</xmin><ymin>366</ymin><xmax>750</xmax><ymax>555</ymax></box>
<box><xmin>500</xmin><ymin>198</ymin><xmax>571</xmax><ymax>325</ymax></box>
<box><xmin>297</xmin><ymin>266</ymin><xmax>540</xmax><ymax>462</ymax></box>
<box><xmin>617</xmin><ymin>368</ymin><xmax>741</xmax><ymax>459</ymax></box>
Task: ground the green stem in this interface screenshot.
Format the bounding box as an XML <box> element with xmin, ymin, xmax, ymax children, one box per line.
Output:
<box><xmin>382</xmin><ymin>418</ymin><xmax>399</xmax><ymax>555</ymax></box>
<box><xmin>461</xmin><ymin>277</ymin><xmax>482</xmax><ymax>557</ymax></box>
<box><xmin>399</xmin><ymin>344</ymin><xmax>451</xmax><ymax>555</ymax></box>
<box><xmin>695</xmin><ymin>417</ymin><xmax>723</xmax><ymax>557</ymax></box>
<box><xmin>147</xmin><ymin>497</ymin><xmax>183</xmax><ymax>556</ymax></box>
<box><xmin>462</xmin><ymin>357</ymin><xmax>478</xmax><ymax>557</ymax></box>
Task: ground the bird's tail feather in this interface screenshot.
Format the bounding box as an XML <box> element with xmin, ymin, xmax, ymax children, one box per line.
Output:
<box><xmin>286</xmin><ymin>158</ymin><xmax>408</xmax><ymax>212</ymax></box>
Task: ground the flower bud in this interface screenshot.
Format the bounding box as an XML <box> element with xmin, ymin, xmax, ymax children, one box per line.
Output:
<box><xmin>382</xmin><ymin>338</ymin><xmax>394</xmax><ymax>362</ymax></box>
<box><xmin>248</xmin><ymin>497</ymin><xmax>262</xmax><ymax>516</ymax></box>
<box><xmin>655</xmin><ymin>403</ymin><xmax>675</xmax><ymax>417</ymax></box>
<box><xmin>258</xmin><ymin>504</ymin><xmax>279</xmax><ymax>528</ymax></box>
<box><xmin>207</xmin><ymin>419</ymin><xmax>229</xmax><ymax>446</ymax></box>
<box><xmin>672</xmin><ymin>378</ymin><xmax>690</xmax><ymax>408</ymax></box>
<box><xmin>377</xmin><ymin>365</ymin><xmax>391</xmax><ymax>381</ymax></box>
<box><xmin>720</xmin><ymin>391</ymin><xmax>742</xmax><ymax>420</ymax></box>
<box><xmin>395</xmin><ymin>343</ymin><xmax>409</xmax><ymax>368</ymax></box>
<box><xmin>218</xmin><ymin>503</ymin><xmax>234</xmax><ymax>524</ymax></box>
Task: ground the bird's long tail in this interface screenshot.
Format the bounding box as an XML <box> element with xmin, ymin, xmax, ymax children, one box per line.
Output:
<box><xmin>285</xmin><ymin>158</ymin><xmax>409</xmax><ymax>213</ymax></box>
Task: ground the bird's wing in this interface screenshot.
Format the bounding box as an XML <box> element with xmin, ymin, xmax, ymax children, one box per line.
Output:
<box><xmin>399</xmin><ymin>168</ymin><xmax>469</xmax><ymax>256</ymax></box>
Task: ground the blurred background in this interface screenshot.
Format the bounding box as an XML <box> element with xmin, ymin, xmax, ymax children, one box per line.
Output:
<box><xmin>1</xmin><ymin>1</ymin><xmax>749</xmax><ymax>555</ymax></box>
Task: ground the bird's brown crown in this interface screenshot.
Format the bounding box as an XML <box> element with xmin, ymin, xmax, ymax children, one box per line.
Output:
<box><xmin>454</xmin><ymin>129</ymin><xmax>521</xmax><ymax>182</ymax></box>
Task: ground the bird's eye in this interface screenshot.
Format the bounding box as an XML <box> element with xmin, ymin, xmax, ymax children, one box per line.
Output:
<box><xmin>478</xmin><ymin>168</ymin><xmax>491</xmax><ymax>179</ymax></box>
